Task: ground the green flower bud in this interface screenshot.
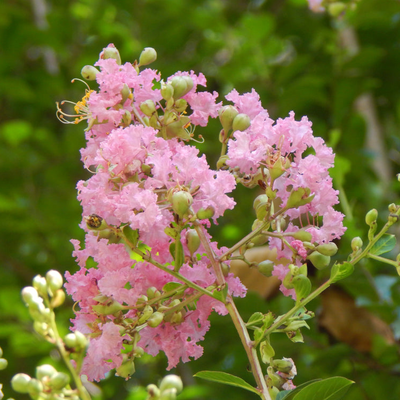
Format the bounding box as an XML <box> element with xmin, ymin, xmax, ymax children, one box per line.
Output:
<box><xmin>328</xmin><ymin>2</ymin><xmax>346</xmax><ymax>17</ymax></box>
<box><xmin>21</xmin><ymin>286</ymin><xmax>40</xmax><ymax>306</ymax></box>
<box><xmin>33</xmin><ymin>321</ymin><xmax>49</xmax><ymax>336</ymax></box>
<box><xmin>351</xmin><ymin>237</ymin><xmax>363</xmax><ymax>251</ymax></box>
<box><xmin>271</xmin><ymin>358</ymin><xmax>294</xmax><ymax>374</ymax></box>
<box><xmin>218</xmin><ymin>105</ymin><xmax>239</xmax><ymax>133</ymax></box>
<box><xmin>138</xmin><ymin>305</ymin><xmax>154</xmax><ymax>324</ymax></box>
<box><xmin>170</xmin><ymin>311</ymin><xmax>183</xmax><ymax>325</ymax></box>
<box><xmin>49</xmin><ymin>372</ymin><xmax>70</xmax><ymax>390</ymax></box>
<box><xmin>28</xmin><ymin>298</ymin><xmax>46</xmax><ymax>321</ymax></box>
<box><xmin>186</xmin><ymin>229</ymin><xmax>200</xmax><ymax>256</ymax></box>
<box><xmin>11</xmin><ymin>373</ymin><xmax>31</xmax><ymax>393</ymax></box>
<box><xmin>121</xmin><ymin>84</ymin><xmax>132</xmax><ymax>104</ymax></box>
<box><xmin>138</xmin><ymin>47</ymin><xmax>157</xmax><ymax>66</ymax></box>
<box><xmin>216</xmin><ymin>154</ymin><xmax>229</xmax><ymax>170</ymax></box>
<box><xmin>196</xmin><ymin>206</ymin><xmax>215</xmax><ymax>220</ymax></box>
<box><xmin>161</xmin><ymin>81</ymin><xmax>174</xmax><ymax>101</ymax></box>
<box><xmin>46</xmin><ymin>270</ymin><xmax>63</xmax><ymax>293</ymax></box>
<box><xmin>291</xmin><ymin>229</ymin><xmax>312</xmax><ymax>242</ymax></box>
<box><xmin>74</xmin><ymin>330</ymin><xmax>88</xmax><ymax>349</ymax></box>
<box><xmin>182</xmin><ymin>76</ymin><xmax>194</xmax><ymax>93</ymax></box>
<box><xmin>160</xmin><ymin>388</ymin><xmax>177</xmax><ymax>400</ymax></box>
<box><xmin>102</xmin><ymin>46</ymin><xmax>121</xmax><ymax>65</ymax></box>
<box><xmin>266</xmin><ymin>366</ymin><xmax>286</xmax><ymax>389</ymax></box>
<box><xmin>64</xmin><ymin>333</ymin><xmax>78</xmax><ymax>349</ymax></box>
<box><xmin>137</xmin><ymin>295</ymin><xmax>148</xmax><ymax>305</ymax></box>
<box><xmin>116</xmin><ymin>356</ymin><xmax>135</xmax><ymax>379</ymax></box>
<box><xmin>365</xmin><ymin>209</ymin><xmax>378</xmax><ymax>226</ymax></box>
<box><xmin>292</xmin><ymin>274</ymin><xmax>311</xmax><ymax>300</ymax></box>
<box><xmin>174</xmin><ymin>99</ymin><xmax>188</xmax><ymax>113</ymax></box>
<box><xmin>315</xmin><ymin>242</ymin><xmax>338</xmax><ymax>257</ymax></box>
<box><xmin>257</xmin><ymin>260</ymin><xmax>274</xmax><ymax>277</ymax></box>
<box><xmin>253</xmin><ymin>194</ymin><xmax>269</xmax><ymax>211</ymax></box>
<box><xmin>268</xmin><ymin>385</ymin><xmax>280</xmax><ymax>399</ymax></box>
<box><xmin>27</xmin><ymin>378</ymin><xmax>43</xmax><ymax>397</ymax></box>
<box><xmin>171</xmin><ymin>191</ymin><xmax>193</xmax><ymax>217</ymax></box>
<box><xmin>147</xmin><ymin>311</ymin><xmax>164</xmax><ymax>327</ymax></box>
<box><xmin>221</xmin><ymin>263</ymin><xmax>230</xmax><ymax>277</ymax></box>
<box><xmin>51</xmin><ymin>289</ymin><xmax>66</xmax><ymax>308</ymax></box>
<box><xmin>286</xmin><ymin>187</ymin><xmax>314</xmax><ymax>209</ymax></box>
<box><xmin>232</xmin><ymin>113</ymin><xmax>251</xmax><ymax>132</ymax></box>
<box><xmin>81</xmin><ymin>65</ymin><xmax>99</xmax><ymax>81</ymax></box>
<box><xmin>0</xmin><ymin>358</ymin><xmax>8</xmax><ymax>370</ymax></box>
<box><xmin>140</xmin><ymin>99</ymin><xmax>157</xmax><ymax>117</ymax></box>
<box><xmin>147</xmin><ymin>384</ymin><xmax>160</xmax><ymax>398</ymax></box>
<box><xmin>92</xmin><ymin>300</ymin><xmax>124</xmax><ymax>316</ymax></box>
<box><xmin>307</xmin><ymin>251</ymin><xmax>331</xmax><ymax>270</ymax></box>
<box><xmin>170</xmin><ymin>76</ymin><xmax>188</xmax><ymax>99</ymax></box>
<box><xmin>283</xmin><ymin>271</ymin><xmax>294</xmax><ymax>289</ymax></box>
<box><xmin>122</xmin><ymin>109</ymin><xmax>132</xmax><ymax>126</ymax></box>
<box><xmin>147</xmin><ymin>286</ymin><xmax>160</xmax><ymax>299</ymax></box>
<box><xmin>36</xmin><ymin>364</ymin><xmax>57</xmax><ymax>380</ymax></box>
<box><xmin>33</xmin><ymin>275</ymin><xmax>47</xmax><ymax>297</ymax></box>
<box><xmin>251</xmin><ymin>234</ymin><xmax>268</xmax><ymax>245</ymax></box>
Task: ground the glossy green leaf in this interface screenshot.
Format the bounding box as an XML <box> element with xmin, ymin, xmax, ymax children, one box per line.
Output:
<box><xmin>369</xmin><ymin>234</ymin><xmax>396</xmax><ymax>256</ymax></box>
<box><xmin>330</xmin><ymin>262</ymin><xmax>354</xmax><ymax>283</ymax></box>
<box><xmin>194</xmin><ymin>371</ymin><xmax>259</xmax><ymax>395</ymax></box>
<box><xmin>246</xmin><ymin>312</ymin><xmax>264</xmax><ymax>328</ymax></box>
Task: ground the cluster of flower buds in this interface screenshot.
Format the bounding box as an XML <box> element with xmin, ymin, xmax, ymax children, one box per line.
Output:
<box><xmin>11</xmin><ymin>365</ymin><xmax>71</xmax><ymax>399</ymax></box>
<box><xmin>146</xmin><ymin>375</ymin><xmax>183</xmax><ymax>400</ymax></box>
<box><xmin>266</xmin><ymin>358</ymin><xmax>297</xmax><ymax>398</ymax></box>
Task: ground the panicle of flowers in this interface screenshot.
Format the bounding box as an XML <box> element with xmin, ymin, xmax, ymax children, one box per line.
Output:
<box><xmin>63</xmin><ymin>44</ymin><xmax>244</xmax><ymax>381</ymax></box>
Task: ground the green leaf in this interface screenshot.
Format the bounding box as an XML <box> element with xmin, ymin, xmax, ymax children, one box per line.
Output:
<box><xmin>369</xmin><ymin>234</ymin><xmax>396</xmax><ymax>256</ymax></box>
<box><xmin>194</xmin><ymin>371</ymin><xmax>259</xmax><ymax>395</ymax></box>
<box><xmin>162</xmin><ymin>282</ymin><xmax>184</xmax><ymax>293</ymax></box>
<box><xmin>330</xmin><ymin>262</ymin><xmax>354</xmax><ymax>283</ymax></box>
<box><xmin>246</xmin><ymin>312</ymin><xmax>264</xmax><ymax>328</ymax></box>
<box><xmin>290</xmin><ymin>376</ymin><xmax>353</xmax><ymax>400</ymax></box>
<box><xmin>122</xmin><ymin>225</ymin><xmax>139</xmax><ymax>247</ymax></box>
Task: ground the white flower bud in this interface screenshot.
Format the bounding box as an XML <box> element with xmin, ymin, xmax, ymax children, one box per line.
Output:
<box><xmin>46</xmin><ymin>270</ymin><xmax>63</xmax><ymax>292</ymax></box>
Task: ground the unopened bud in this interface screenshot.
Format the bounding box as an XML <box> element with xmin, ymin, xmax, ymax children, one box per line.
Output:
<box><xmin>64</xmin><ymin>333</ymin><xmax>78</xmax><ymax>349</ymax></box>
<box><xmin>121</xmin><ymin>84</ymin><xmax>131</xmax><ymax>104</ymax></box>
<box><xmin>257</xmin><ymin>260</ymin><xmax>274</xmax><ymax>277</ymax></box>
<box><xmin>161</xmin><ymin>81</ymin><xmax>174</xmax><ymax>101</ymax></box>
<box><xmin>232</xmin><ymin>113</ymin><xmax>251</xmax><ymax>132</ymax></box>
<box><xmin>147</xmin><ymin>312</ymin><xmax>164</xmax><ymax>327</ymax></box>
<box><xmin>218</xmin><ymin>105</ymin><xmax>239</xmax><ymax>133</ymax></box>
<box><xmin>174</xmin><ymin>99</ymin><xmax>188</xmax><ymax>113</ymax></box>
<box><xmin>49</xmin><ymin>372</ymin><xmax>70</xmax><ymax>390</ymax></box>
<box><xmin>140</xmin><ymin>99</ymin><xmax>156</xmax><ymax>117</ymax></box>
<box><xmin>307</xmin><ymin>251</ymin><xmax>331</xmax><ymax>270</ymax></box>
<box><xmin>74</xmin><ymin>330</ymin><xmax>88</xmax><ymax>349</ymax></box>
<box><xmin>291</xmin><ymin>230</ymin><xmax>312</xmax><ymax>242</ymax></box>
<box><xmin>21</xmin><ymin>286</ymin><xmax>40</xmax><ymax>306</ymax></box>
<box><xmin>85</xmin><ymin>214</ymin><xmax>108</xmax><ymax>230</ymax></box>
<box><xmin>50</xmin><ymin>289</ymin><xmax>66</xmax><ymax>308</ymax></box>
<box><xmin>116</xmin><ymin>356</ymin><xmax>135</xmax><ymax>379</ymax></box>
<box><xmin>171</xmin><ymin>191</ymin><xmax>193</xmax><ymax>217</ymax></box>
<box><xmin>160</xmin><ymin>388</ymin><xmax>177</xmax><ymax>400</ymax></box>
<box><xmin>365</xmin><ymin>209</ymin><xmax>378</xmax><ymax>226</ymax></box>
<box><xmin>101</xmin><ymin>44</ymin><xmax>121</xmax><ymax>65</ymax></box>
<box><xmin>196</xmin><ymin>206</ymin><xmax>215</xmax><ymax>220</ymax></box>
<box><xmin>147</xmin><ymin>287</ymin><xmax>161</xmax><ymax>299</ymax></box>
<box><xmin>33</xmin><ymin>321</ymin><xmax>48</xmax><ymax>336</ymax></box>
<box><xmin>328</xmin><ymin>2</ymin><xmax>346</xmax><ymax>17</ymax></box>
<box><xmin>81</xmin><ymin>65</ymin><xmax>99</xmax><ymax>81</ymax></box>
<box><xmin>160</xmin><ymin>374</ymin><xmax>183</xmax><ymax>394</ymax></box>
<box><xmin>32</xmin><ymin>275</ymin><xmax>47</xmax><ymax>297</ymax></box>
<box><xmin>351</xmin><ymin>237</ymin><xmax>363</xmax><ymax>251</ymax></box>
<box><xmin>138</xmin><ymin>47</ymin><xmax>157</xmax><ymax>66</ymax></box>
<box><xmin>221</xmin><ymin>263</ymin><xmax>230</xmax><ymax>277</ymax></box>
<box><xmin>92</xmin><ymin>300</ymin><xmax>124</xmax><ymax>316</ymax></box>
<box><xmin>27</xmin><ymin>378</ymin><xmax>43</xmax><ymax>397</ymax></box>
<box><xmin>11</xmin><ymin>373</ymin><xmax>31</xmax><ymax>393</ymax></box>
<box><xmin>271</xmin><ymin>358</ymin><xmax>294</xmax><ymax>374</ymax></box>
<box><xmin>147</xmin><ymin>384</ymin><xmax>160</xmax><ymax>398</ymax></box>
<box><xmin>315</xmin><ymin>242</ymin><xmax>338</xmax><ymax>257</ymax></box>
<box><xmin>0</xmin><ymin>358</ymin><xmax>8</xmax><ymax>370</ymax></box>
<box><xmin>138</xmin><ymin>305</ymin><xmax>154</xmax><ymax>324</ymax></box>
<box><xmin>46</xmin><ymin>270</ymin><xmax>63</xmax><ymax>293</ymax></box>
<box><xmin>186</xmin><ymin>229</ymin><xmax>200</xmax><ymax>256</ymax></box>
<box><xmin>170</xmin><ymin>76</ymin><xmax>193</xmax><ymax>99</ymax></box>
<box><xmin>36</xmin><ymin>364</ymin><xmax>57</xmax><ymax>380</ymax></box>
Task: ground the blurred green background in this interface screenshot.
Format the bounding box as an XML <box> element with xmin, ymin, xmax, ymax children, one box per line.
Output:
<box><xmin>1</xmin><ymin>0</ymin><xmax>400</xmax><ymax>399</ymax></box>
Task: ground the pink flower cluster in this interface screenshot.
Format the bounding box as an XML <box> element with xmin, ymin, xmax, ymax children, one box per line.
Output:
<box><xmin>65</xmin><ymin>45</ymin><xmax>245</xmax><ymax>381</ymax></box>
<box><xmin>225</xmin><ymin>90</ymin><xmax>345</xmax><ymax>297</ymax></box>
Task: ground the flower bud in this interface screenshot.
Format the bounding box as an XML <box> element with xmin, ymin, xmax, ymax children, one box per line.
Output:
<box><xmin>0</xmin><ymin>358</ymin><xmax>8</xmax><ymax>370</ymax></box>
<box><xmin>160</xmin><ymin>388</ymin><xmax>177</xmax><ymax>400</ymax></box>
<box><xmin>101</xmin><ymin>45</ymin><xmax>121</xmax><ymax>65</ymax></box>
<box><xmin>351</xmin><ymin>237</ymin><xmax>363</xmax><ymax>251</ymax></box>
<box><xmin>49</xmin><ymin>372</ymin><xmax>70</xmax><ymax>390</ymax></box>
<box><xmin>307</xmin><ymin>251</ymin><xmax>331</xmax><ymax>270</ymax></box>
<box><xmin>121</xmin><ymin>83</ymin><xmax>132</xmax><ymax>104</ymax></box>
<box><xmin>186</xmin><ymin>229</ymin><xmax>200</xmax><ymax>256</ymax></box>
<box><xmin>64</xmin><ymin>333</ymin><xmax>78</xmax><ymax>349</ymax></box>
<box><xmin>271</xmin><ymin>358</ymin><xmax>294</xmax><ymax>374</ymax></box>
<box><xmin>27</xmin><ymin>378</ymin><xmax>43</xmax><ymax>397</ymax></box>
<box><xmin>138</xmin><ymin>305</ymin><xmax>154</xmax><ymax>324</ymax></box>
<box><xmin>11</xmin><ymin>373</ymin><xmax>31</xmax><ymax>393</ymax></box>
<box><xmin>232</xmin><ymin>113</ymin><xmax>251</xmax><ymax>132</ymax></box>
<box><xmin>122</xmin><ymin>109</ymin><xmax>132</xmax><ymax>126</ymax></box>
<box><xmin>140</xmin><ymin>99</ymin><xmax>157</xmax><ymax>117</ymax></box>
<box><xmin>292</xmin><ymin>274</ymin><xmax>311</xmax><ymax>300</ymax></box>
<box><xmin>161</xmin><ymin>81</ymin><xmax>174</xmax><ymax>101</ymax></box>
<box><xmin>116</xmin><ymin>356</ymin><xmax>135</xmax><ymax>379</ymax></box>
<box><xmin>138</xmin><ymin>47</ymin><xmax>157</xmax><ymax>66</ymax></box>
<box><xmin>196</xmin><ymin>206</ymin><xmax>215</xmax><ymax>220</ymax></box>
<box><xmin>315</xmin><ymin>242</ymin><xmax>338</xmax><ymax>257</ymax></box>
<box><xmin>216</xmin><ymin>154</ymin><xmax>229</xmax><ymax>170</ymax></box>
<box><xmin>269</xmin><ymin>157</ymin><xmax>289</xmax><ymax>181</ymax></box>
<box><xmin>36</xmin><ymin>364</ymin><xmax>57</xmax><ymax>380</ymax></box>
<box><xmin>251</xmin><ymin>234</ymin><xmax>268</xmax><ymax>246</ymax></box>
<box><xmin>328</xmin><ymin>2</ymin><xmax>346</xmax><ymax>17</ymax></box>
<box><xmin>46</xmin><ymin>270</ymin><xmax>63</xmax><ymax>293</ymax></box>
<box><xmin>147</xmin><ymin>312</ymin><xmax>164</xmax><ymax>327</ymax></box>
<box><xmin>221</xmin><ymin>263</ymin><xmax>230</xmax><ymax>277</ymax></box>
<box><xmin>291</xmin><ymin>229</ymin><xmax>312</xmax><ymax>242</ymax></box>
<box><xmin>81</xmin><ymin>65</ymin><xmax>99</xmax><ymax>81</ymax></box>
<box><xmin>182</xmin><ymin>76</ymin><xmax>194</xmax><ymax>93</ymax></box>
<box><xmin>51</xmin><ymin>289</ymin><xmax>66</xmax><ymax>308</ymax></box>
<box><xmin>85</xmin><ymin>214</ymin><xmax>107</xmax><ymax>230</ymax></box>
<box><xmin>174</xmin><ymin>99</ymin><xmax>188</xmax><ymax>113</ymax></box>
<box><xmin>74</xmin><ymin>330</ymin><xmax>88</xmax><ymax>349</ymax></box>
<box><xmin>257</xmin><ymin>260</ymin><xmax>274</xmax><ymax>277</ymax></box>
<box><xmin>171</xmin><ymin>191</ymin><xmax>193</xmax><ymax>217</ymax></box>
<box><xmin>147</xmin><ymin>384</ymin><xmax>160</xmax><ymax>398</ymax></box>
<box><xmin>34</xmin><ymin>321</ymin><xmax>48</xmax><ymax>336</ymax></box>
<box><xmin>283</xmin><ymin>271</ymin><xmax>294</xmax><ymax>289</ymax></box>
<box><xmin>92</xmin><ymin>300</ymin><xmax>124</xmax><ymax>315</ymax></box>
<box><xmin>147</xmin><ymin>287</ymin><xmax>160</xmax><ymax>299</ymax></box>
<box><xmin>365</xmin><ymin>209</ymin><xmax>378</xmax><ymax>226</ymax></box>
<box><xmin>218</xmin><ymin>105</ymin><xmax>239</xmax><ymax>133</ymax></box>
<box><xmin>286</xmin><ymin>187</ymin><xmax>314</xmax><ymax>209</ymax></box>
<box><xmin>21</xmin><ymin>286</ymin><xmax>40</xmax><ymax>306</ymax></box>
<box><xmin>170</xmin><ymin>311</ymin><xmax>183</xmax><ymax>325</ymax></box>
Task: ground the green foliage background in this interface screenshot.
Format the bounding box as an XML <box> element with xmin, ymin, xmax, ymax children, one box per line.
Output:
<box><xmin>1</xmin><ymin>0</ymin><xmax>400</xmax><ymax>399</ymax></box>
